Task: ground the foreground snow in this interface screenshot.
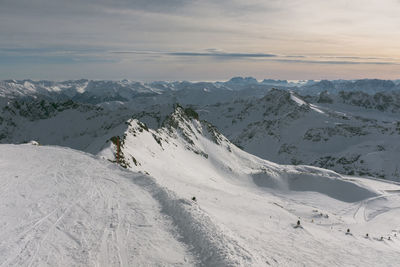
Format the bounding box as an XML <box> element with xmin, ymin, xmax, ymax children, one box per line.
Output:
<box><xmin>2</xmin><ymin>132</ymin><xmax>400</xmax><ymax>265</ymax></box>
<box><xmin>0</xmin><ymin>145</ymin><xmax>196</xmax><ymax>266</ymax></box>
<box><xmin>2</xmin><ymin>80</ymin><xmax>400</xmax><ymax>266</ymax></box>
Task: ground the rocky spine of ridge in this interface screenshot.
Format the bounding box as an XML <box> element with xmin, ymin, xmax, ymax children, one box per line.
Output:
<box><xmin>108</xmin><ymin>104</ymin><xmax>233</xmax><ymax>169</ymax></box>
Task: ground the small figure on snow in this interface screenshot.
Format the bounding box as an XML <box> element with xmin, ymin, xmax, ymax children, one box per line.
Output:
<box><xmin>346</xmin><ymin>228</ymin><xmax>352</xmax><ymax>235</ymax></box>
<box><xmin>191</xmin><ymin>196</ymin><xmax>197</xmax><ymax>202</ymax></box>
<box><xmin>366</xmin><ymin>233</ymin><xmax>369</xmax><ymax>238</ymax></box>
<box><xmin>294</xmin><ymin>220</ymin><xmax>302</xmax><ymax>229</ymax></box>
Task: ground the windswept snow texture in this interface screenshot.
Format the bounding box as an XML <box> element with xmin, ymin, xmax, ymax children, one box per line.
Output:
<box><xmin>2</xmin><ymin>78</ymin><xmax>400</xmax><ymax>265</ymax></box>
<box><xmin>99</xmin><ymin>107</ymin><xmax>400</xmax><ymax>266</ymax></box>
<box><xmin>0</xmin><ymin>145</ymin><xmax>197</xmax><ymax>266</ymax></box>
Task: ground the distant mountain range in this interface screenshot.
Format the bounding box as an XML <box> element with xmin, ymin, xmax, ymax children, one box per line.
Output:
<box><xmin>1</xmin><ymin>77</ymin><xmax>400</xmax><ymax>181</ymax></box>
<box><xmin>2</xmin><ymin>77</ymin><xmax>400</xmax><ymax>264</ymax></box>
<box><xmin>2</xmin><ymin>77</ymin><xmax>400</xmax><ymax>101</ymax></box>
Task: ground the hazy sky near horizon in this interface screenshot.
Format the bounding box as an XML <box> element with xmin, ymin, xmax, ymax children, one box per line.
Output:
<box><xmin>1</xmin><ymin>0</ymin><xmax>400</xmax><ymax>80</ymax></box>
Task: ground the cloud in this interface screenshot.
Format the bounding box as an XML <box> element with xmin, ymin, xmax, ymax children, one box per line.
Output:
<box><xmin>110</xmin><ymin>49</ymin><xmax>400</xmax><ymax>65</ymax></box>
<box><xmin>1</xmin><ymin>0</ymin><xmax>400</xmax><ymax>79</ymax></box>
<box><xmin>1</xmin><ymin>46</ymin><xmax>399</xmax><ymax>73</ymax></box>
<box><xmin>0</xmin><ymin>0</ymin><xmax>193</xmax><ymax>15</ymax></box>
<box><xmin>274</xmin><ymin>59</ymin><xmax>400</xmax><ymax>65</ymax></box>
<box><xmin>0</xmin><ymin>47</ymin><xmax>116</xmax><ymax>66</ymax></box>
<box><xmin>110</xmin><ymin>50</ymin><xmax>278</xmax><ymax>58</ymax></box>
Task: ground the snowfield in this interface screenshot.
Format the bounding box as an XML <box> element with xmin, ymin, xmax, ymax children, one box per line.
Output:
<box><xmin>98</xmin><ymin>107</ymin><xmax>400</xmax><ymax>266</ymax></box>
<box><xmin>0</xmin><ymin>145</ymin><xmax>197</xmax><ymax>266</ymax></box>
<box><xmin>1</xmin><ymin>135</ymin><xmax>400</xmax><ymax>265</ymax></box>
<box><xmin>2</xmin><ymin>107</ymin><xmax>400</xmax><ymax>266</ymax></box>
<box><xmin>1</xmin><ymin>78</ymin><xmax>400</xmax><ymax>266</ymax></box>
<box><xmin>2</xmin><ymin>79</ymin><xmax>400</xmax><ymax>181</ymax></box>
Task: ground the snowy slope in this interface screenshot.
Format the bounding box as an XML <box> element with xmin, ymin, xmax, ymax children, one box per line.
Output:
<box><xmin>2</xmin><ymin>143</ymin><xmax>284</xmax><ymax>266</ymax></box>
<box><xmin>0</xmin><ymin>144</ymin><xmax>198</xmax><ymax>266</ymax></box>
<box><xmin>2</xmin><ymin>106</ymin><xmax>400</xmax><ymax>266</ymax></box>
<box><xmin>0</xmin><ymin>97</ymin><xmax>142</xmax><ymax>154</ymax></box>
<box><xmin>199</xmin><ymin>89</ymin><xmax>400</xmax><ymax>180</ymax></box>
<box><xmin>2</xmin><ymin>83</ymin><xmax>400</xmax><ymax>182</ymax></box>
<box><xmin>99</xmin><ymin>107</ymin><xmax>400</xmax><ymax>266</ymax></box>
<box><xmin>2</xmin><ymin>78</ymin><xmax>400</xmax><ymax>266</ymax></box>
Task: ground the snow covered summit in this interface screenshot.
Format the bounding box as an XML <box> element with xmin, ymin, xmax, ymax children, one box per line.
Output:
<box><xmin>95</xmin><ymin>106</ymin><xmax>400</xmax><ymax>265</ymax></box>
<box><xmin>2</xmin><ymin>80</ymin><xmax>400</xmax><ymax>266</ymax></box>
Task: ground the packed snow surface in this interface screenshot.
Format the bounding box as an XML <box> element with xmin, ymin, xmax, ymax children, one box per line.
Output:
<box><xmin>2</xmin><ymin>100</ymin><xmax>400</xmax><ymax>266</ymax></box>
<box><xmin>98</xmin><ymin>110</ymin><xmax>400</xmax><ymax>266</ymax></box>
<box><xmin>0</xmin><ymin>145</ymin><xmax>197</xmax><ymax>266</ymax></box>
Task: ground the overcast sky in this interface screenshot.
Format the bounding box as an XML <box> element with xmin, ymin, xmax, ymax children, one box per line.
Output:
<box><xmin>1</xmin><ymin>0</ymin><xmax>400</xmax><ymax>80</ymax></box>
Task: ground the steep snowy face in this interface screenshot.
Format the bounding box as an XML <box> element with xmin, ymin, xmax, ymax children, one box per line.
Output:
<box><xmin>0</xmin><ymin>97</ymin><xmax>136</xmax><ymax>154</ymax></box>
<box><xmin>99</xmin><ymin>106</ymin><xmax>379</xmax><ymax>203</ymax></box>
<box><xmin>199</xmin><ymin>88</ymin><xmax>400</xmax><ymax>180</ymax></box>
<box><xmin>99</xmin><ymin>106</ymin><xmax>232</xmax><ymax>170</ymax></box>
<box><xmin>96</xmin><ymin>107</ymin><xmax>400</xmax><ymax>266</ymax></box>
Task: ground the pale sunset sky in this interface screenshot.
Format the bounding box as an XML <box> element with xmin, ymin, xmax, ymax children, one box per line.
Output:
<box><xmin>1</xmin><ymin>0</ymin><xmax>400</xmax><ymax>80</ymax></box>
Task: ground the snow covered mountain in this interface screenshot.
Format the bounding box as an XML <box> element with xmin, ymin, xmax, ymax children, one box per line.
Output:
<box><xmin>2</xmin><ymin>78</ymin><xmax>400</xmax><ymax>182</ymax></box>
<box><xmin>95</xmin><ymin>106</ymin><xmax>400</xmax><ymax>265</ymax></box>
<box><xmin>2</xmin><ymin>100</ymin><xmax>400</xmax><ymax>265</ymax></box>
<box><xmin>0</xmin><ymin>80</ymin><xmax>163</xmax><ymax>103</ymax></box>
<box><xmin>1</xmin><ymin>78</ymin><xmax>399</xmax><ymax>102</ymax></box>
<box><xmin>199</xmin><ymin>89</ymin><xmax>400</xmax><ymax>180</ymax></box>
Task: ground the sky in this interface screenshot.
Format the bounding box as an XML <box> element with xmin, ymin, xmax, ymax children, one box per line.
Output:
<box><xmin>1</xmin><ymin>0</ymin><xmax>400</xmax><ymax>81</ymax></box>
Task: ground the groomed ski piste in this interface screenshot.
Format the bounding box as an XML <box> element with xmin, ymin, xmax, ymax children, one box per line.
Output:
<box><xmin>2</xmin><ymin>107</ymin><xmax>400</xmax><ymax>266</ymax></box>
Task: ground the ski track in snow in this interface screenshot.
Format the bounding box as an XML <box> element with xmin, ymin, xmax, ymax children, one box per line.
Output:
<box><xmin>2</xmin><ymin>134</ymin><xmax>400</xmax><ymax>266</ymax></box>
<box><xmin>0</xmin><ymin>145</ymin><xmax>197</xmax><ymax>267</ymax></box>
<box><xmin>98</xmin><ymin>111</ymin><xmax>400</xmax><ymax>266</ymax></box>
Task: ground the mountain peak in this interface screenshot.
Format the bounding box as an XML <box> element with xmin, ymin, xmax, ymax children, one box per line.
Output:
<box><xmin>227</xmin><ymin>77</ymin><xmax>259</xmax><ymax>84</ymax></box>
